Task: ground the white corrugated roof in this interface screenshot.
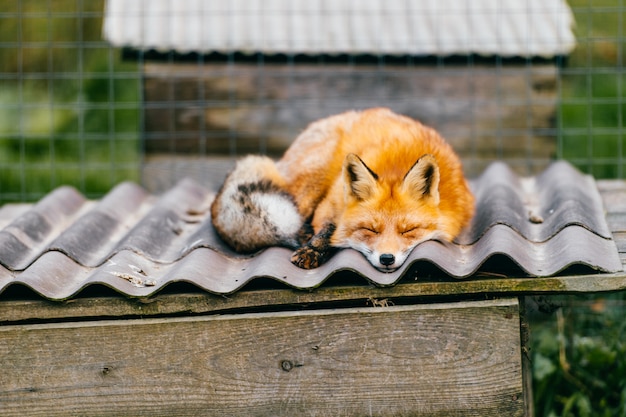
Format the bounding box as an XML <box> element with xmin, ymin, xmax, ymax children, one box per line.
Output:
<box><xmin>103</xmin><ymin>0</ymin><xmax>575</xmax><ymax>58</ymax></box>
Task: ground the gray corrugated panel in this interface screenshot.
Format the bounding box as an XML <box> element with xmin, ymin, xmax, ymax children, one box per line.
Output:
<box><xmin>0</xmin><ymin>161</ymin><xmax>622</xmax><ymax>300</ymax></box>
<box><xmin>1</xmin><ymin>179</ymin><xmax>216</xmax><ymax>271</ymax></box>
<box><xmin>47</xmin><ymin>182</ymin><xmax>151</xmax><ymax>268</ymax></box>
<box><xmin>2</xmin><ymin>224</ymin><xmax>621</xmax><ymax>300</ymax></box>
<box><xmin>0</xmin><ymin>186</ymin><xmax>87</xmax><ymax>271</ymax></box>
<box><xmin>459</xmin><ymin>161</ymin><xmax>613</xmax><ymax>244</ymax></box>
<box><xmin>96</xmin><ymin>177</ymin><xmax>214</xmax><ymax>263</ymax></box>
<box><xmin>0</xmin><ymin>203</ymin><xmax>31</xmax><ymax>229</ymax></box>
<box><xmin>103</xmin><ymin>0</ymin><xmax>575</xmax><ymax>58</ymax></box>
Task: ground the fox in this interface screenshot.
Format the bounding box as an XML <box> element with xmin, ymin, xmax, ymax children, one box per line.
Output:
<box><xmin>211</xmin><ymin>108</ymin><xmax>475</xmax><ymax>272</ymax></box>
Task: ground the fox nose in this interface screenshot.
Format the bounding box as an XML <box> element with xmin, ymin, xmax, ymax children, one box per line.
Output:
<box><xmin>379</xmin><ymin>253</ymin><xmax>395</xmax><ymax>266</ymax></box>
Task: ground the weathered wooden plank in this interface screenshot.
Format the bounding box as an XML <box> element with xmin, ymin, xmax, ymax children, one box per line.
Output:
<box><xmin>519</xmin><ymin>297</ymin><xmax>534</xmax><ymax>417</ymax></box>
<box><xmin>142</xmin><ymin>62</ymin><xmax>557</xmax><ymax>178</ymax></box>
<box><xmin>0</xmin><ymin>299</ymin><xmax>524</xmax><ymax>417</ymax></box>
<box><xmin>614</xmin><ymin>231</ymin><xmax>626</xmax><ymax>254</ymax></box>
<box><xmin>607</xmin><ymin>213</ymin><xmax>626</xmax><ymax>233</ymax></box>
<box><xmin>141</xmin><ymin>155</ymin><xmax>235</xmax><ymax>195</ymax></box>
<box><xmin>2</xmin><ymin>270</ymin><xmax>626</xmax><ymax>324</ymax></box>
<box><xmin>598</xmin><ymin>180</ymin><xmax>626</xmax><ymax>225</ymax></box>
<box><xmin>600</xmin><ymin>179</ymin><xmax>626</xmax><ymax>263</ymax></box>
<box><xmin>596</xmin><ymin>179</ymin><xmax>626</xmax><ymax>193</ymax></box>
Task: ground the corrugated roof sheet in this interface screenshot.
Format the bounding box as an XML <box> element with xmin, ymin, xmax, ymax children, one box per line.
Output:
<box><xmin>103</xmin><ymin>0</ymin><xmax>576</xmax><ymax>58</ymax></box>
<box><xmin>0</xmin><ymin>161</ymin><xmax>621</xmax><ymax>300</ymax></box>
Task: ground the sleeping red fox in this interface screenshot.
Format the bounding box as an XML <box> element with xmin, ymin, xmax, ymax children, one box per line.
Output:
<box><xmin>211</xmin><ymin>108</ymin><xmax>475</xmax><ymax>272</ymax></box>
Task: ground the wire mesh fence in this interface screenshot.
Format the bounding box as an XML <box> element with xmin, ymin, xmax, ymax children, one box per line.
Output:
<box><xmin>0</xmin><ymin>0</ymin><xmax>624</xmax><ymax>203</ymax></box>
<box><xmin>560</xmin><ymin>0</ymin><xmax>626</xmax><ymax>179</ymax></box>
<box><xmin>1</xmin><ymin>2</ymin><xmax>625</xmax><ymax>415</ymax></box>
<box><xmin>0</xmin><ymin>0</ymin><xmax>141</xmax><ymax>203</ymax></box>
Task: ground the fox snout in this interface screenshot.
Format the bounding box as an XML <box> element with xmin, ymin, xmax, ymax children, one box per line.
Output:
<box><xmin>379</xmin><ymin>253</ymin><xmax>395</xmax><ymax>266</ymax></box>
<box><xmin>366</xmin><ymin>250</ymin><xmax>411</xmax><ymax>272</ymax></box>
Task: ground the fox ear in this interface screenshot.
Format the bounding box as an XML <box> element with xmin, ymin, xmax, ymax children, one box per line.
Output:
<box><xmin>403</xmin><ymin>154</ymin><xmax>440</xmax><ymax>205</ymax></box>
<box><xmin>344</xmin><ymin>153</ymin><xmax>378</xmax><ymax>201</ymax></box>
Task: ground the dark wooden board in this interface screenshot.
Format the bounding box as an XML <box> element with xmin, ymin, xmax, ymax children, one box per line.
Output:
<box><xmin>142</xmin><ymin>63</ymin><xmax>558</xmax><ymax>178</ymax></box>
<box><xmin>3</xmin><ymin>273</ymin><xmax>626</xmax><ymax>324</ymax></box>
<box><xmin>0</xmin><ymin>299</ymin><xmax>523</xmax><ymax>417</ymax></box>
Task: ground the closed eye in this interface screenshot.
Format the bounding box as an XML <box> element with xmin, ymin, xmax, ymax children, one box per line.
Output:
<box><xmin>400</xmin><ymin>223</ymin><xmax>437</xmax><ymax>235</ymax></box>
<box><xmin>356</xmin><ymin>224</ymin><xmax>380</xmax><ymax>235</ymax></box>
<box><xmin>400</xmin><ymin>224</ymin><xmax>436</xmax><ymax>235</ymax></box>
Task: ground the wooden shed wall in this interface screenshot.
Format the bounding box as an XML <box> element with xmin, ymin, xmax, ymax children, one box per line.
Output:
<box><xmin>1</xmin><ymin>299</ymin><xmax>525</xmax><ymax>416</ymax></box>
<box><xmin>141</xmin><ymin>62</ymin><xmax>557</xmax><ymax>191</ymax></box>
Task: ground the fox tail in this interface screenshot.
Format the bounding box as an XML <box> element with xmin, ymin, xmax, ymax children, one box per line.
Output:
<box><xmin>210</xmin><ymin>155</ymin><xmax>304</xmax><ymax>252</ymax></box>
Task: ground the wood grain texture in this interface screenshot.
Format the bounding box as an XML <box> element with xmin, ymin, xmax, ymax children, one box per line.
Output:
<box><xmin>0</xmin><ymin>299</ymin><xmax>523</xmax><ymax>417</ymax></box>
<box><xmin>141</xmin><ymin>63</ymin><xmax>557</xmax><ymax>177</ymax></box>
<box><xmin>141</xmin><ymin>154</ymin><xmax>236</xmax><ymax>195</ymax></box>
<box><xmin>599</xmin><ymin>179</ymin><xmax>626</xmax><ymax>264</ymax></box>
<box><xmin>3</xmin><ymin>272</ymin><xmax>626</xmax><ymax>324</ymax></box>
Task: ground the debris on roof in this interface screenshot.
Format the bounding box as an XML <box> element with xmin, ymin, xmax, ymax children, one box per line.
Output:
<box><xmin>103</xmin><ymin>0</ymin><xmax>576</xmax><ymax>58</ymax></box>
<box><xmin>0</xmin><ymin>161</ymin><xmax>621</xmax><ymax>300</ymax></box>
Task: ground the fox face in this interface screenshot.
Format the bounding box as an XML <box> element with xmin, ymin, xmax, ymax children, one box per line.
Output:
<box><xmin>331</xmin><ymin>153</ymin><xmax>448</xmax><ymax>272</ymax></box>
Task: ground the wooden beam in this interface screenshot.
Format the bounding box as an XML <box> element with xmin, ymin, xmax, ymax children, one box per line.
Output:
<box><xmin>0</xmin><ymin>299</ymin><xmax>524</xmax><ymax>417</ymax></box>
<box><xmin>2</xmin><ymin>272</ymin><xmax>626</xmax><ymax>324</ymax></box>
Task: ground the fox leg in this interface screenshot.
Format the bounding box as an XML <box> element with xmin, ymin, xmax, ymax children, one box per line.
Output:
<box><xmin>296</xmin><ymin>221</ymin><xmax>315</xmax><ymax>246</ymax></box>
<box><xmin>291</xmin><ymin>223</ymin><xmax>337</xmax><ymax>269</ymax></box>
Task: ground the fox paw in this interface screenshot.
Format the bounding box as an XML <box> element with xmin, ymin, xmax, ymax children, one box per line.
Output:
<box><xmin>291</xmin><ymin>246</ymin><xmax>324</xmax><ymax>269</ymax></box>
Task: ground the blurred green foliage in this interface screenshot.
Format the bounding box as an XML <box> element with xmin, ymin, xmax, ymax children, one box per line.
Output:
<box><xmin>0</xmin><ymin>1</ymin><xmax>625</xmax><ymax>416</ymax></box>
<box><xmin>532</xmin><ymin>295</ymin><xmax>626</xmax><ymax>416</ymax></box>
<box><xmin>533</xmin><ymin>3</ymin><xmax>626</xmax><ymax>414</ymax></box>
<box><xmin>560</xmin><ymin>1</ymin><xmax>626</xmax><ymax>178</ymax></box>
<box><xmin>0</xmin><ymin>0</ymin><xmax>624</xmax><ymax>204</ymax></box>
<box><xmin>0</xmin><ymin>0</ymin><xmax>140</xmax><ymax>202</ymax></box>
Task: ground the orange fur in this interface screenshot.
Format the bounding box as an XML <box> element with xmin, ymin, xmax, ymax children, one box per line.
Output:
<box><xmin>212</xmin><ymin>108</ymin><xmax>475</xmax><ymax>271</ymax></box>
<box><xmin>276</xmin><ymin>108</ymin><xmax>474</xmax><ymax>270</ymax></box>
